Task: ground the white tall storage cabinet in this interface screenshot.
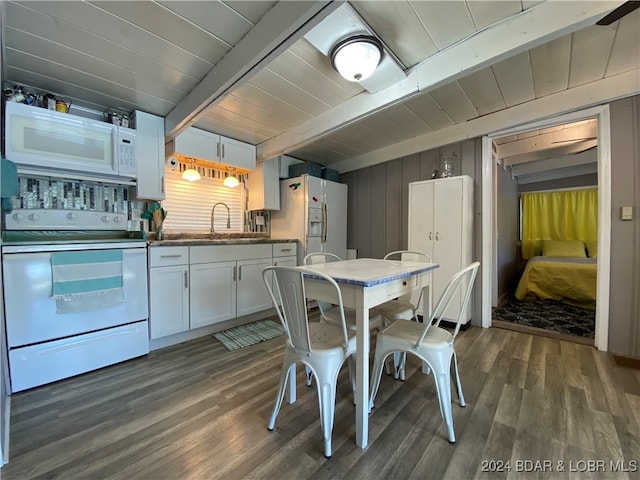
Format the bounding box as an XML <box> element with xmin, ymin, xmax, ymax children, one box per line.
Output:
<box><xmin>408</xmin><ymin>175</ymin><xmax>473</xmax><ymax>324</ymax></box>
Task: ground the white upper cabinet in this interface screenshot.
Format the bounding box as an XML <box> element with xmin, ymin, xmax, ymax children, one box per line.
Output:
<box><xmin>174</xmin><ymin>127</ymin><xmax>219</xmax><ymax>162</ymax></box>
<box><xmin>247</xmin><ymin>157</ymin><xmax>280</xmax><ymax>210</ymax></box>
<box><xmin>134</xmin><ymin>110</ymin><xmax>165</xmax><ymax>200</ymax></box>
<box><xmin>171</xmin><ymin>127</ymin><xmax>256</xmax><ymax>171</ymax></box>
<box><xmin>220</xmin><ymin>136</ymin><xmax>256</xmax><ymax>171</ymax></box>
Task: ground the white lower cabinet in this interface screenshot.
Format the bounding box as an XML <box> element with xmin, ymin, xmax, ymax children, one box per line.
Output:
<box><xmin>236</xmin><ymin>257</ymin><xmax>273</xmax><ymax>317</ymax></box>
<box><xmin>272</xmin><ymin>242</ymin><xmax>297</xmax><ymax>266</ymax></box>
<box><xmin>190</xmin><ymin>260</ymin><xmax>236</xmax><ymax>328</ymax></box>
<box><xmin>188</xmin><ymin>243</ymin><xmax>273</xmax><ymax>329</ymax></box>
<box><xmin>149</xmin><ymin>247</ymin><xmax>190</xmax><ymax>339</ymax></box>
<box><xmin>149</xmin><ymin>243</ymin><xmax>298</xmax><ymax>340</ymax></box>
<box><xmin>270</xmin><ymin>242</ymin><xmax>297</xmax><ymax>290</ymax></box>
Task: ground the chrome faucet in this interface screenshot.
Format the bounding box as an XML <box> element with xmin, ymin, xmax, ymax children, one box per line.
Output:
<box><xmin>210</xmin><ymin>202</ymin><xmax>231</xmax><ymax>234</ymax></box>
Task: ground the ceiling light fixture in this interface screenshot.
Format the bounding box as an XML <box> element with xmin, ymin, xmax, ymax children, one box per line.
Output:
<box><xmin>223</xmin><ymin>168</ymin><xmax>240</xmax><ymax>188</ymax></box>
<box><xmin>182</xmin><ymin>158</ymin><xmax>201</xmax><ymax>182</ymax></box>
<box><xmin>330</xmin><ymin>35</ymin><xmax>383</xmax><ymax>82</ymax></box>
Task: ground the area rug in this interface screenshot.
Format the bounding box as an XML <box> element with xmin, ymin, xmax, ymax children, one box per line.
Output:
<box><xmin>492</xmin><ymin>293</ymin><xmax>595</xmax><ymax>338</ymax></box>
<box><xmin>213</xmin><ymin>319</ymin><xmax>285</xmax><ymax>351</ymax></box>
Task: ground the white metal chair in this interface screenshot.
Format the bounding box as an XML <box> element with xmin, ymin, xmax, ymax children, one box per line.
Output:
<box><xmin>370</xmin><ymin>250</ymin><xmax>432</xmax><ymax>379</ymax></box>
<box><xmin>303</xmin><ymin>252</ymin><xmax>385</xmax><ymax>383</ymax></box>
<box><xmin>369</xmin><ymin>261</ymin><xmax>480</xmax><ymax>444</ymax></box>
<box><xmin>262</xmin><ymin>265</ymin><xmax>356</xmax><ymax>458</ymax></box>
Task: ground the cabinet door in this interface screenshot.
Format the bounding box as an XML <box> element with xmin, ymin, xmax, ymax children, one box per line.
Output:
<box><xmin>408</xmin><ymin>180</ymin><xmax>435</xmax><ymax>260</ymax></box>
<box><xmin>433</xmin><ymin>178</ymin><xmax>465</xmax><ymax>281</ymax></box>
<box><xmin>220</xmin><ymin>136</ymin><xmax>256</xmax><ymax>170</ymax></box>
<box><xmin>236</xmin><ymin>258</ymin><xmax>272</xmax><ymax>317</ymax></box>
<box><xmin>134</xmin><ymin>111</ymin><xmax>165</xmax><ymax>200</ymax></box>
<box><xmin>247</xmin><ymin>157</ymin><xmax>279</xmax><ymax>210</ymax></box>
<box><xmin>190</xmin><ymin>261</ymin><xmax>236</xmax><ymax>328</ymax></box>
<box><xmin>149</xmin><ymin>265</ymin><xmax>189</xmax><ymax>339</ymax></box>
<box><xmin>174</xmin><ymin>127</ymin><xmax>219</xmax><ymax>162</ymax></box>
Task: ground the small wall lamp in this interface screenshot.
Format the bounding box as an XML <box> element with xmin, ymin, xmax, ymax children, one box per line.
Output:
<box><xmin>182</xmin><ymin>158</ymin><xmax>201</xmax><ymax>182</ymax></box>
<box><xmin>223</xmin><ymin>167</ymin><xmax>240</xmax><ymax>188</ymax></box>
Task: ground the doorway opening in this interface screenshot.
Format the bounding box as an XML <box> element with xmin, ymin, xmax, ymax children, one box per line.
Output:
<box><xmin>481</xmin><ymin>105</ymin><xmax>611</xmax><ymax>351</ymax></box>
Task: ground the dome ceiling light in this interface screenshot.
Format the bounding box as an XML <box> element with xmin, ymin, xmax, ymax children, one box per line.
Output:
<box><xmin>303</xmin><ymin>3</ymin><xmax>406</xmax><ymax>93</ymax></box>
<box><xmin>330</xmin><ymin>35</ymin><xmax>383</xmax><ymax>82</ymax></box>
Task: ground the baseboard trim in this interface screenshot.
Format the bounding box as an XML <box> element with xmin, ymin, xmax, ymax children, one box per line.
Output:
<box><xmin>1</xmin><ymin>392</ymin><xmax>10</xmax><ymax>466</ymax></box>
<box><xmin>492</xmin><ymin>319</ymin><xmax>594</xmax><ymax>346</ymax></box>
<box><xmin>612</xmin><ymin>355</ymin><xmax>640</xmax><ymax>370</ymax></box>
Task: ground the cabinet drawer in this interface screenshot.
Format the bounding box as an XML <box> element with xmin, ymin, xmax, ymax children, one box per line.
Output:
<box><xmin>149</xmin><ymin>246</ymin><xmax>189</xmax><ymax>267</ymax></box>
<box><xmin>190</xmin><ymin>244</ymin><xmax>272</xmax><ymax>264</ymax></box>
<box><xmin>273</xmin><ymin>242</ymin><xmax>297</xmax><ymax>258</ymax></box>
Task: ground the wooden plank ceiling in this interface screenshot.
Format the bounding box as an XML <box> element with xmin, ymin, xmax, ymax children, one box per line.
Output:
<box><xmin>2</xmin><ymin>1</ymin><xmax>639</xmax><ymax>173</ymax></box>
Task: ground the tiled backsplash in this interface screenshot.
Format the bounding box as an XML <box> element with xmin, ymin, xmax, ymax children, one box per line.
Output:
<box><xmin>9</xmin><ymin>175</ymin><xmax>146</xmax><ymax>230</ymax></box>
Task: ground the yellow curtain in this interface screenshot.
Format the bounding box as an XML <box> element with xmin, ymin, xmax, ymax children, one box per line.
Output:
<box><xmin>521</xmin><ymin>188</ymin><xmax>598</xmax><ymax>259</ymax></box>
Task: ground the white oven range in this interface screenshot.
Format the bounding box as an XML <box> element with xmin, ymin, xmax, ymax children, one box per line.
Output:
<box><xmin>2</xmin><ymin>209</ymin><xmax>149</xmax><ymax>392</ymax></box>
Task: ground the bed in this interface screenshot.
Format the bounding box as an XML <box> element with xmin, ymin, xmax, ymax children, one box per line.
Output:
<box><xmin>515</xmin><ymin>240</ymin><xmax>597</xmax><ymax>310</ymax></box>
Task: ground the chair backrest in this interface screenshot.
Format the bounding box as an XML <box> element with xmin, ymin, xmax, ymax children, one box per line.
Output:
<box><xmin>383</xmin><ymin>250</ymin><xmax>432</xmax><ymax>307</ymax></box>
<box><xmin>383</xmin><ymin>250</ymin><xmax>431</xmax><ymax>263</ymax></box>
<box><xmin>302</xmin><ymin>252</ymin><xmax>343</xmax><ymax>315</ymax></box>
<box><xmin>262</xmin><ymin>266</ymin><xmax>351</xmax><ymax>353</ymax></box>
<box><xmin>303</xmin><ymin>252</ymin><xmax>342</xmax><ymax>265</ymax></box>
<box><xmin>416</xmin><ymin>261</ymin><xmax>480</xmax><ymax>345</ymax></box>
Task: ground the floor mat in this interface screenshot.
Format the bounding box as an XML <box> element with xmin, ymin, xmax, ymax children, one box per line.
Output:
<box><xmin>492</xmin><ymin>293</ymin><xmax>595</xmax><ymax>338</ymax></box>
<box><xmin>213</xmin><ymin>319</ymin><xmax>285</xmax><ymax>351</ymax></box>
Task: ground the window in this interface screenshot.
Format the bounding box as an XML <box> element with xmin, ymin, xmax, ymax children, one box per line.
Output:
<box><xmin>520</xmin><ymin>187</ymin><xmax>597</xmax><ymax>259</ymax></box>
<box><xmin>161</xmin><ymin>169</ymin><xmax>245</xmax><ymax>233</ymax></box>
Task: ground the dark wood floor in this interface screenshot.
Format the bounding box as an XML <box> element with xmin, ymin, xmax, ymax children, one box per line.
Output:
<box><xmin>3</xmin><ymin>324</ymin><xmax>639</xmax><ymax>479</ymax></box>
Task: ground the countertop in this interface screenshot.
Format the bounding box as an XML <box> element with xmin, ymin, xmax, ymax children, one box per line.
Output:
<box><xmin>148</xmin><ymin>233</ymin><xmax>297</xmax><ymax>247</ymax></box>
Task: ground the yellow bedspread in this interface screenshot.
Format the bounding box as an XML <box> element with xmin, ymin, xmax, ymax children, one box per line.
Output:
<box><xmin>515</xmin><ymin>256</ymin><xmax>597</xmax><ymax>309</ymax></box>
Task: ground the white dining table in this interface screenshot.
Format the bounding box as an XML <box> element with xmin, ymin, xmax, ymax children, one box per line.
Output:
<box><xmin>301</xmin><ymin>257</ymin><xmax>438</xmax><ymax>449</ymax></box>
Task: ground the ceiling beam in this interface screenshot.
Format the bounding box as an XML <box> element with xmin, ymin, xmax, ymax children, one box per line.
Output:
<box><xmin>164</xmin><ymin>0</ymin><xmax>344</xmax><ymax>138</ymax></box>
<box><xmin>516</xmin><ymin>163</ymin><xmax>598</xmax><ymax>185</ymax></box>
<box><xmin>331</xmin><ymin>68</ymin><xmax>639</xmax><ymax>173</ymax></box>
<box><xmin>256</xmin><ymin>0</ymin><xmax>624</xmax><ymax>161</ymax></box>
<box><xmin>510</xmin><ymin>148</ymin><xmax>598</xmax><ymax>177</ymax></box>
<box><xmin>503</xmin><ymin>139</ymin><xmax>598</xmax><ymax>166</ymax></box>
<box><xmin>497</xmin><ymin>121</ymin><xmax>598</xmax><ymax>159</ymax></box>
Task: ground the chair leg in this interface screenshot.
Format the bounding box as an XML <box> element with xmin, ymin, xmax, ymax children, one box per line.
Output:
<box><xmin>394</xmin><ymin>352</ymin><xmax>407</xmax><ymax>381</ymax></box>
<box><xmin>451</xmin><ymin>351</ymin><xmax>465</xmax><ymax>407</ymax></box>
<box><xmin>431</xmin><ymin>356</ymin><xmax>456</xmax><ymax>443</ymax></box>
<box><xmin>347</xmin><ymin>356</ymin><xmax>356</xmax><ymax>403</ymax></box>
<box><xmin>305</xmin><ymin>365</ymin><xmax>313</xmax><ymax>387</ymax></box>
<box><xmin>317</xmin><ymin>376</ymin><xmax>338</xmax><ymax>458</ymax></box>
<box><xmin>384</xmin><ymin>356</ymin><xmax>393</xmax><ymax>375</ymax></box>
<box><xmin>287</xmin><ymin>364</ymin><xmax>297</xmax><ymax>404</ymax></box>
<box><xmin>369</xmin><ymin>351</ymin><xmax>389</xmax><ymax>412</ymax></box>
<box><xmin>269</xmin><ymin>361</ymin><xmax>292</xmax><ymax>430</ymax></box>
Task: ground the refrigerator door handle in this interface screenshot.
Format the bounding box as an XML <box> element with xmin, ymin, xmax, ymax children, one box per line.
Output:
<box><xmin>322</xmin><ymin>203</ymin><xmax>328</xmax><ymax>243</ymax></box>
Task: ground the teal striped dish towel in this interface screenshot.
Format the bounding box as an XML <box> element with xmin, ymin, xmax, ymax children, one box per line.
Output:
<box><xmin>51</xmin><ymin>249</ymin><xmax>125</xmax><ymax>314</ymax></box>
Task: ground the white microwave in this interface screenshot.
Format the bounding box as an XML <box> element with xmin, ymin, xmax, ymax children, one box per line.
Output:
<box><xmin>5</xmin><ymin>102</ymin><xmax>137</xmax><ymax>180</ymax></box>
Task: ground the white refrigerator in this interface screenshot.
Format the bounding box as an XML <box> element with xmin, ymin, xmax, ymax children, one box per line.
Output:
<box><xmin>270</xmin><ymin>174</ymin><xmax>347</xmax><ymax>265</ymax></box>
